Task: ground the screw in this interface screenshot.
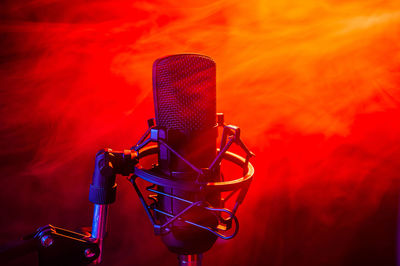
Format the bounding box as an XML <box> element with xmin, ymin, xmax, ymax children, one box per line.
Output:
<box><xmin>40</xmin><ymin>235</ymin><xmax>54</xmax><ymax>248</ymax></box>
<box><xmin>217</xmin><ymin>113</ymin><xmax>224</xmax><ymax>125</ymax></box>
<box><xmin>84</xmin><ymin>248</ymin><xmax>96</xmax><ymax>258</ymax></box>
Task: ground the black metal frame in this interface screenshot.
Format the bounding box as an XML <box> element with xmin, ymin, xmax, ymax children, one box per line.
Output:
<box><xmin>0</xmin><ymin>225</ymin><xmax>99</xmax><ymax>266</ymax></box>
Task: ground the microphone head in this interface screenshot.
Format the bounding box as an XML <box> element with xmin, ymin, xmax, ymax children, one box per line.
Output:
<box><xmin>153</xmin><ymin>54</ymin><xmax>216</xmax><ymax>133</ymax></box>
<box><xmin>153</xmin><ymin>54</ymin><xmax>218</xmax><ymax>173</ymax></box>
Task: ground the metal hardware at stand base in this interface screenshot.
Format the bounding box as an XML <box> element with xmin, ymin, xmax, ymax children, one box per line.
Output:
<box><xmin>0</xmin><ymin>224</ymin><xmax>100</xmax><ymax>266</ymax></box>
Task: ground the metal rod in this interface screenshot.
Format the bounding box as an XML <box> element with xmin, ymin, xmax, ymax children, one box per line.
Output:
<box><xmin>209</xmin><ymin>137</ymin><xmax>234</xmax><ymax>171</ymax></box>
<box><xmin>178</xmin><ymin>254</ymin><xmax>202</xmax><ymax>266</ymax></box>
<box><xmin>158</xmin><ymin>139</ymin><xmax>203</xmax><ymax>175</ymax></box>
<box><xmin>91</xmin><ymin>204</ymin><xmax>108</xmax><ymax>264</ymax></box>
<box><xmin>147</xmin><ymin>187</ymin><xmax>193</xmax><ymax>204</ymax></box>
<box><xmin>131</xmin><ymin>178</ymin><xmax>157</xmax><ymax>226</ymax></box>
<box><xmin>151</xmin><ymin>207</ymin><xmax>238</xmax><ymax>240</ymax></box>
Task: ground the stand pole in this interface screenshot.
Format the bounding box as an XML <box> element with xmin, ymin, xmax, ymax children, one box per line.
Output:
<box><xmin>178</xmin><ymin>254</ymin><xmax>202</xmax><ymax>266</ymax></box>
<box><xmin>91</xmin><ymin>204</ymin><xmax>108</xmax><ymax>264</ymax></box>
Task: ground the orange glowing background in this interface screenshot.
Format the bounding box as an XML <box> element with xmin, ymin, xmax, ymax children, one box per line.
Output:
<box><xmin>1</xmin><ymin>0</ymin><xmax>400</xmax><ymax>265</ymax></box>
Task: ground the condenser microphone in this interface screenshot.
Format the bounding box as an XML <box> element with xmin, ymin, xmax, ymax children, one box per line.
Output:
<box><xmin>152</xmin><ymin>54</ymin><xmax>220</xmax><ymax>259</ymax></box>
<box><xmin>119</xmin><ymin>53</ymin><xmax>253</xmax><ymax>266</ymax></box>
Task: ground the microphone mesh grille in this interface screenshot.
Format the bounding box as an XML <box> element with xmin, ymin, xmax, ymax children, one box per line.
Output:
<box><xmin>153</xmin><ymin>54</ymin><xmax>216</xmax><ymax>131</ymax></box>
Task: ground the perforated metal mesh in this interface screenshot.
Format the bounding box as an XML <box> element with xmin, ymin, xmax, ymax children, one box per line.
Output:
<box><xmin>152</xmin><ymin>54</ymin><xmax>216</xmax><ymax>131</ymax></box>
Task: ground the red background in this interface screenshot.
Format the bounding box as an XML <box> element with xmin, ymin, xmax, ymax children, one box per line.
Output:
<box><xmin>1</xmin><ymin>0</ymin><xmax>400</xmax><ymax>265</ymax></box>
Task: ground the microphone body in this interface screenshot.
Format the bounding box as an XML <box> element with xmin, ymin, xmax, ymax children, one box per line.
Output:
<box><xmin>152</xmin><ymin>54</ymin><xmax>220</xmax><ymax>255</ymax></box>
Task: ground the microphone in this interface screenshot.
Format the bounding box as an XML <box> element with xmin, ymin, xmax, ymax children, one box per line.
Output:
<box><xmin>89</xmin><ymin>53</ymin><xmax>254</xmax><ymax>266</ymax></box>
<box><xmin>152</xmin><ymin>54</ymin><xmax>220</xmax><ymax>258</ymax></box>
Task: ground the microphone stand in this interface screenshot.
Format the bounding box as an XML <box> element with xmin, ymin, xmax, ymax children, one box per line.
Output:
<box><xmin>0</xmin><ymin>115</ymin><xmax>254</xmax><ymax>266</ymax></box>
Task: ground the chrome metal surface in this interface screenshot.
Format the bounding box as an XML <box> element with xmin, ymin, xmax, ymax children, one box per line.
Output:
<box><xmin>40</xmin><ymin>235</ymin><xmax>54</xmax><ymax>248</ymax></box>
<box><xmin>91</xmin><ymin>204</ymin><xmax>108</xmax><ymax>264</ymax></box>
<box><xmin>84</xmin><ymin>248</ymin><xmax>96</xmax><ymax>258</ymax></box>
<box><xmin>178</xmin><ymin>254</ymin><xmax>202</xmax><ymax>266</ymax></box>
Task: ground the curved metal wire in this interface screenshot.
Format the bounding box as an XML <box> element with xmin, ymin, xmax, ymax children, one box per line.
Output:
<box><xmin>129</xmin><ymin>117</ymin><xmax>254</xmax><ymax>241</ymax></box>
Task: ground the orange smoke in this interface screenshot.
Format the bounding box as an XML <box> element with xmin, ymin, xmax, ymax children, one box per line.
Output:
<box><xmin>0</xmin><ymin>0</ymin><xmax>400</xmax><ymax>265</ymax></box>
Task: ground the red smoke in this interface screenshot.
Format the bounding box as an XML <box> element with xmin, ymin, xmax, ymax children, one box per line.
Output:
<box><xmin>1</xmin><ymin>0</ymin><xmax>400</xmax><ymax>265</ymax></box>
